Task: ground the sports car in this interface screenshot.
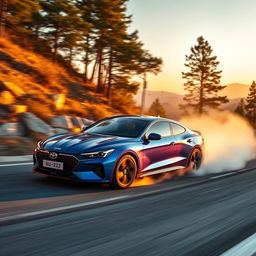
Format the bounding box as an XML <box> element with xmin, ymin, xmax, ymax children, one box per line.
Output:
<box><xmin>33</xmin><ymin>115</ymin><xmax>204</xmax><ymax>188</ymax></box>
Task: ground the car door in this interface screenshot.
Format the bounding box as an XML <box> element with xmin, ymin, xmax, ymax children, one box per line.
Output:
<box><xmin>140</xmin><ymin>121</ymin><xmax>178</xmax><ymax>175</ymax></box>
<box><xmin>170</xmin><ymin>122</ymin><xmax>192</xmax><ymax>167</ymax></box>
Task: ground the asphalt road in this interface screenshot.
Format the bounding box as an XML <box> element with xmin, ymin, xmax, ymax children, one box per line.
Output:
<box><xmin>0</xmin><ymin>160</ymin><xmax>256</xmax><ymax>255</ymax></box>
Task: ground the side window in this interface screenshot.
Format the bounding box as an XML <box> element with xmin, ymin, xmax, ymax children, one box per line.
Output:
<box><xmin>171</xmin><ymin>123</ymin><xmax>186</xmax><ymax>135</ymax></box>
<box><xmin>147</xmin><ymin>121</ymin><xmax>171</xmax><ymax>137</ymax></box>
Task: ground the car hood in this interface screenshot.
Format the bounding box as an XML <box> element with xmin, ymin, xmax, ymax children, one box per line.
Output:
<box><xmin>42</xmin><ymin>132</ymin><xmax>134</xmax><ymax>154</ymax></box>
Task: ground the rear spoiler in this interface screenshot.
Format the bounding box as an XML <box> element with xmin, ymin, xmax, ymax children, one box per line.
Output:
<box><xmin>192</xmin><ymin>130</ymin><xmax>202</xmax><ymax>136</ymax></box>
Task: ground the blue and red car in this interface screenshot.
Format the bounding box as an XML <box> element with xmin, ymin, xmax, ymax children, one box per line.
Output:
<box><xmin>33</xmin><ymin>115</ymin><xmax>204</xmax><ymax>188</ymax></box>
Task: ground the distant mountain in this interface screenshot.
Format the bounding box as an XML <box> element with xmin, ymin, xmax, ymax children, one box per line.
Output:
<box><xmin>135</xmin><ymin>83</ymin><xmax>249</xmax><ymax>118</ymax></box>
<box><xmin>220</xmin><ymin>83</ymin><xmax>249</xmax><ymax>99</ymax></box>
<box><xmin>134</xmin><ymin>91</ymin><xmax>183</xmax><ymax>119</ymax></box>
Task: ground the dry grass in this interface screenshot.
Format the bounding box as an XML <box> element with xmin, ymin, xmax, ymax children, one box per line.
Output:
<box><xmin>0</xmin><ymin>36</ymin><xmax>139</xmax><ymax>122</ymax></box>
<box><xmin>0</xmin><ymin>37</ymin><xmax>68</xmax><ymax>94</ymax></box>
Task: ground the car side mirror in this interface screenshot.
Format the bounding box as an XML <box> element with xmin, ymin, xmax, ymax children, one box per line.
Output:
<box><xmin>81</xmin><ymin>126</ymin><xmax>87</xmax><ymax>132</ymax></box>
<box><xmin>148</xmin><ymin>133</ymin><xmax>161</xmax><ymax>140</ymax></box>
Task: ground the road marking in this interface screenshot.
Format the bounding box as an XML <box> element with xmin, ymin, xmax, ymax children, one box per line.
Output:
<box><xmin>0</xmin><ymin>162</ymin><xmax>33</xmax><ymax>167</ymax></box>
<box><xmin>220</xmin><ymin>233</ymin><xmax>256</xmax><ymax>256</ymax></box>
<box><xmin>210</xmin><ymin>172</ymin><xmax>234</xmax><ymax>180</ymax></box>
<box><xmin>0</xmin><ymin>166</ymin><xmax>254</xmax><ymax>225</ymax></box>
<box><xmin>0</xmin><ymin>195</ymin><xmax>128</xmax><ymax>223</ymax></box>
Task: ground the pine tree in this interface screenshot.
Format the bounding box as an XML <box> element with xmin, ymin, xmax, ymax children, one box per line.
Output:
<box><xmin>147</xmin><ymin>98</ymin><xmax>167</xmax><ymax>117</ymax></box>
<box><xmin>75</xmin><ymin>0</ymin><xmax>94</xmax><ymax>83</ymax></box>
<box><xmin>104</xmin><ymin>0</ymin><xmax>132</xmax><ymax>97</ymax></box>
<box><xmin>181</xmin><ymin>36</ymin><xmax>228</xmax><ymax>114</ymax></box>
<box><xmin>40</xmin><ymin>0</ymin><xmax>85</xmax><ymax>61</ymax></box>
<box><xmin>234</xmin><ymin>98</ymin><xmax>245</xmax><ymax>117</ymax></box>
<box><xmin>137</xmin><ymin>50</ymin><xmax>162</xmax><ymax>75</ymax></box>
<box><xmin>5</xmin><ymin>0</ymin><xmax>162</xmax><ymax>101</ymax></box>
<box><xmin>245</xmin><ymin>81</ymin><xmax>256</xmax><ymax>127</ymax></box>
<box><xmin>91</xmin><ymin>0</ymin><xmax>131</xmax><ymax>94</ymax></box>
<box><xmin>60</xmin><ymin>10</ymin><xmax>89</xmax><ymax>67</ymax></box>
<box><xmin>6</xmin><ymin>0</ymin><xmax>42</xmax><ymax>36</ymax></box>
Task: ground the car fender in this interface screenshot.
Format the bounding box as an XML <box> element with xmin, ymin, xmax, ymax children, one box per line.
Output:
<box><xmin>110</xmin><ymin>149</ymin><xmax>141</xmax><ymax>182</ymax></box>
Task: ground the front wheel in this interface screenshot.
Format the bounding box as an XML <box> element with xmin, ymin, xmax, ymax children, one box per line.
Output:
<box><xmin>188</xmin><ymin>148</ymin><xmax>202</xmax><ymax>172</ymax></box>
<box><xmin>112</xmin><ymin>154</ymin><xmax>137</xmax><ymax>189</ymax></box>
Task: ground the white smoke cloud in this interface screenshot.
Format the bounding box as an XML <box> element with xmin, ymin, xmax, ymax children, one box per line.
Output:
<box><xmin>180</xmin><ymin>110</ymin><xmax>256</xmax><ymax>175</ymax></box>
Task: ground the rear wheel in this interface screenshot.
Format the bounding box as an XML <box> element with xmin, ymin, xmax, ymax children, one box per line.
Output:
<box><xmin>188</xmin><ymin>148</ymin><xmax>202</xmax><ymax>172</ymax></box>
<box><xmin>112</xmin><ymin>154</ymin><xmax>137</xmax><ymax>189</ymax></box>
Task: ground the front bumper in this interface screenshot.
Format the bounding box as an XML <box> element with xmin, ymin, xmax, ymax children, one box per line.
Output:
<box><xmin>33</xmin><ymin>150</ymin><xmax>115</xmax><ymax>182</ymax></box>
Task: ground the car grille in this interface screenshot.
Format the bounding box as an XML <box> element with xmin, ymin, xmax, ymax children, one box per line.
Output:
<box><xmin>35</xmin><ymin>151</ymin><xmax>79</xmax><ymax>172</ymax></box>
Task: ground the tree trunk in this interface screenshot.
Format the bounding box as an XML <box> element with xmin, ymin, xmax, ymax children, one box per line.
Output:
<box><xmin>34</xmin><ymin>25</ymin><xmax>39</xmax><ymax>39</ymax></box>
<box><xmin>53</xmin><ymin>25</ymin><xmax>59</xmax><ymax>61</ymax></box>
<box><xmin>84</xmin><ymin>37</ymin><xmax>89</xmax><ymax>83</ymax></box>
<box><xmin>69</xmin><ymin>47</ymin><xmax>73</xmax><ymax>67</ymax></box>
<box><xmin>0</xmin><ymin>0</ymin><xmax>8</xmax><ymax>37</ymax></box>
<box><xmin>96</xmin><ymin>47</ymin><xmax>103</xmax><ymax>93</ymax></box>
<box><xmin>106</xmin><ymin>48</ymin><xmax>113</xmax><ymax>99</ymax></box>
<box><xmin>102</xmin><ymin>64</ymin><xmax>108</xmax><ymax>94</ymax></box>
<box><xmin>199</xmin><ymin>84</ymin><xmax>203</xmax><ymax>114</ymax></box>
<box><xmin>199</xmin><ymin>71</ymin><xmax>204</xmax><ymax>114</ymax></box>
<box><xmin>89</xmin><ymin>54</ymin><xmax>98</xmax><ymax>82</ymax></box>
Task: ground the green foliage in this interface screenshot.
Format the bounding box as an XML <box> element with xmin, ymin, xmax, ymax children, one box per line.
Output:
<box><xmin>181</xmin><ymin>36</ymin><xmax>228</xmax><ymax>114</ymax></box>
<box><xmin>112</xmin><ymin>75</ymin><xmax>139</xmax><ymax>94</ymax></box>
<box><xmin>7</xmin><ymin>0</ymin><xmax>42</xmax><ymax>35</ymax></box>
<box><xmin>245</xmin><ymin>81</ymin><xmax>256</xmax><ymax>127</ymax></box>
<box><xmin>137</xmin><ymin>50</ymin><xmax>162</xmax><ymax>75</ymax></box>
<box><xmin>40</xmin><ymin>0</ymin><xmax>87</xmax><ymax>61</ymax></box>
<box><xmin>147</xmin><ymin>98</ymin><xmax>167</xmax><ymax>117</ymax></box>
<box><xmin>5</xmin><ymin>0</ymin><xmax>162</xmax><ymax>102</ymax></box>
<box><xmin>111</xmin><ymin>91</ymin><xmax>140</xmax><ymax>114</ymax></box>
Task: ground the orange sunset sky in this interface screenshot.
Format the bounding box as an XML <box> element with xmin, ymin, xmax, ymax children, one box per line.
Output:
<box><xmin>127</xmin><ymin>0</ymin><xmax>256</xmax><ymax>95</ymax></box>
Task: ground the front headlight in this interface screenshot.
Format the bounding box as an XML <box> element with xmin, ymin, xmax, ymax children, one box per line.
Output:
<box><xmin>35</xmin><ymin>140</ymin><xmax>44</xmax><ymax>151</ymax></box>
<box><xmin>35</xmin><ymin>141</ymin><xmax>43</xmax><ymax>151</ymax></box>
<box><xmin>80</xmin><ymin>149</ymin><xmax>115</xmax><ymax>159</ymax></box>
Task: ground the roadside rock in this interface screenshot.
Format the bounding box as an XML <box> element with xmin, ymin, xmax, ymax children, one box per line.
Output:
<box><xmin>71</xmin><ymin>116</ymin><xmax>83</xmax><ymax>129</ymax></box>
<box><xmin>20</xmin><ymin>112</ymin><xmax>54</xmax><ymax>140</ymax></box>
<box><xmin>54</xmin><ymin>128</ymin><xmax>69</xmax><ymax>135</ymax></box>
<box><xmin>82</xmin><ymin>118</ymin><xmax>94</xmax><ymax>127</ymax></box>
<box><xmin>0</xmin><ymin>104</ymin><xmax>15</xmax><ymax>117</ymax></box>
<box><xmin>0</xmin><ymin>122</ymin><xmax>25</xmax><ymax>136</ymax></box>
<box><xmin>50</xmin><ymin>116</ymin><xmax>73</xmax><ymax>130</ymax></box>
<box><xmin>50</xmin><ymin>116</ymin><xmax>94</xmax><ymax>132</ymax></box>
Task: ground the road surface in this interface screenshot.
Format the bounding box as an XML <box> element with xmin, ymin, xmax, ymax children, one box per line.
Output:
<box><xmin>0</xmin><ymin>160</ymin><xmax>256</xmax><ymax>255</ymax></box>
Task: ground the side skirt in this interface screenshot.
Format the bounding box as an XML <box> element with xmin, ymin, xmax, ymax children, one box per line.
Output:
<box><xmin>139</xmin><ymin>166</ymin><xmax>185</xmax><ymax>177</ymax></box>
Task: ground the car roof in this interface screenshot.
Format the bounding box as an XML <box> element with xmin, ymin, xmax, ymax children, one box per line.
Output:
<box><xmin>107</xmin><ymin>115</ymin><xmax>181</xmax><ymax>124</ymax></box>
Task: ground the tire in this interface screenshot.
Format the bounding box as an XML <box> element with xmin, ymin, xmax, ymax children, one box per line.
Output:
<box><xmin>188</xmin><ymin>148</ymin><xmax>202</xmax><ymax>172</ymax></box>
<box><xmin>112</xmin><ymin>154</ymin><xmax>137</xmax><ymax>189</ymax></box>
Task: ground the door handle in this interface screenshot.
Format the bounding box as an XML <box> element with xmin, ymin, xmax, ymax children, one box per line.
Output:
<box><xmin>187</xmin><ymin>138</ymin><xmax>192</xmax><ymax>143</ymax></box>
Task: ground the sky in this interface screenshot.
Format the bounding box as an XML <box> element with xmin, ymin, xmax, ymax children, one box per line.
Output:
<box><xmin>127</xmin><ymin>0</ymin><xmax>256</xmax><ymax>95</ymax></box>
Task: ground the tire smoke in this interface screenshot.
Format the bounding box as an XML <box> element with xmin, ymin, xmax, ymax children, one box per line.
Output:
<box><xmin>180</xmin><ymin>111</ymin><xmax>256</xmax><ymax>175</ymax></box>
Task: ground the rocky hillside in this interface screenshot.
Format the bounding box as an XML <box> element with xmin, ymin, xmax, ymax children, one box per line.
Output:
<box><xmin>0</xmin><ymin>37</ymin><xmax>139</xmax><ymax>123</ymax></box>
<box><xmin>0</xmin><ymin>37</ymin><xmax>140</xmax><ymax>155</ymax></box>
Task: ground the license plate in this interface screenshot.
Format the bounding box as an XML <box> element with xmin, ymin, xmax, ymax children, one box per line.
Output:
<box><xmin>43</xmin><ymin>160</ymin><xmax>64</xmax><ymax>170</ymax></box>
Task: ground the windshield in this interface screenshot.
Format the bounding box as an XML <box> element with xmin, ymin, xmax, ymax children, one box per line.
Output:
<box><xmin>85</xmin><ymin>117</ymin><xmax>149</xmax><ymax>138</ymax></box>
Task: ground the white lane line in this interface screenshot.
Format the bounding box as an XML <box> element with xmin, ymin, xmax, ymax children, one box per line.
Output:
<box><xmin>210</xmin><ymin>172</ymin><xmax>234</xmax><ymax>180</ymax></box>
<box><xmin>0</xmin><ymin>195</ymin><xmax>128</xmax><ymax>223</ymax></box>
<box><xmin>0</xmin><ymin>162</ymin><xmax>33</xmax><ymax>167</ymax></box>
<box><xmin>220</xmin><ymin>233</ymin><xmax>256</xmax><ymax>256</ymax></box>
